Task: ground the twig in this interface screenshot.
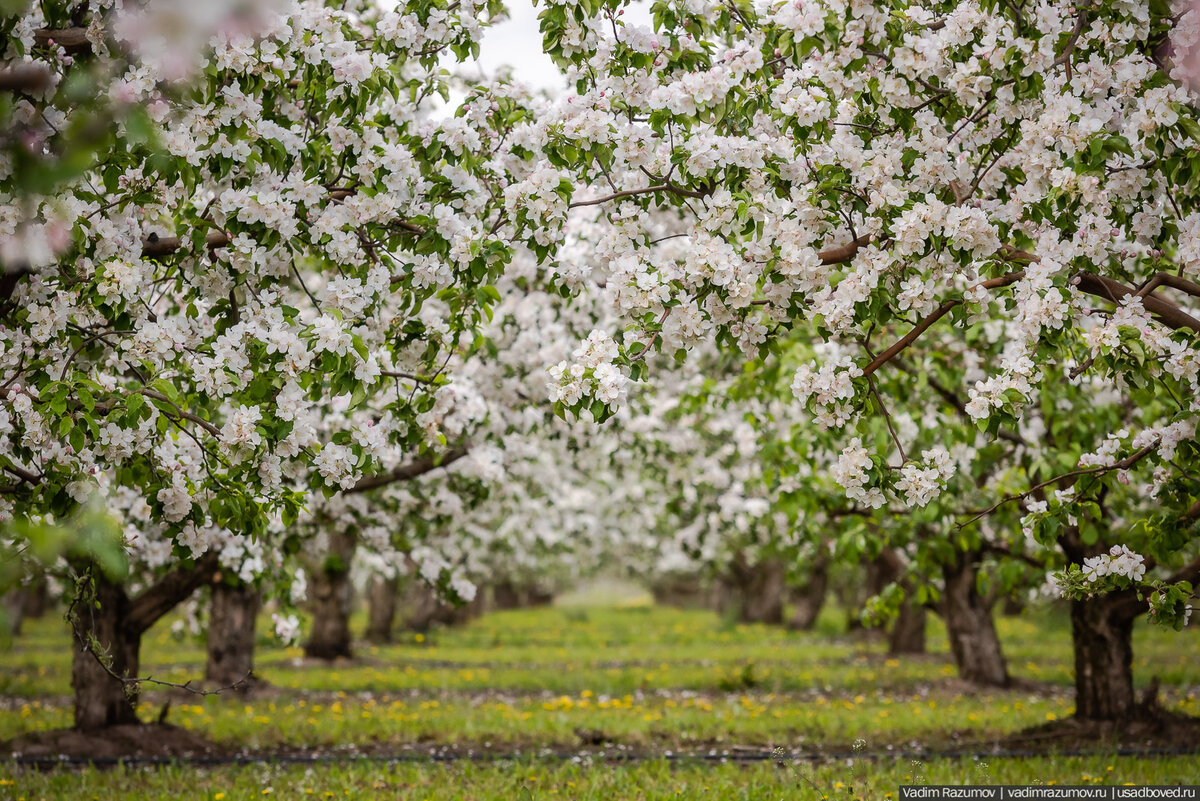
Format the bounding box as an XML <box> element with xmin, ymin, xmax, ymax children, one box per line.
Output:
<box><xmin>863</xmin><ymin>272</ymin><xmax>1026</xmax><ymax>377</ymax></box>
<box><xmin>958</xmin><ymin>441</ymin><xmax>1159</xmax><ymax>529</ymax></box>
<box><xmin>1052</xmin><ymin>8</ymin><xmax>1089</xmax><ymax>80</ymax></box>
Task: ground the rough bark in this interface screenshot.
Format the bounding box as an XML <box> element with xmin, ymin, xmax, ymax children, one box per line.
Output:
<box><xmin>492</xmin><ymin>580</ymin><xmax>523</xmax><ymax>610</ymax></box>
<box><xmin>71</xmin><ymin>553</ymin><xmax>218</xmax><ymax>730</ymax></box>
<box><xmin>1071</xmin><ymin>593</ymin><xmax>1137</xmax><ymax>721</ymax></box>
<box><xmin>4</xmin><ymin>590</ymin><xmax>26</xmax><ymax>637</ymax></box>
<box><xmin>651</xmin><ymin>575</ymin><xmax>712</xmax><ymax>610</ymax></box>
<box><xmin>941</xmin><ymin>551</ymin><xmax>1009</xmax><ymax>687</ymax></box>
<box><xmin>1064</xmin><ymin>553</ymin><xmax>1200</xmax><ymax>721</ymax></box>
<box><xmin>71</xmin><ymin>571</ymin><xmax>140</xmax><ymax>730</ymax></box>
<box><xmin>787</xmin><ymin>558</ymin><xmax>829</xmax><ymax>631</ymax></box>
<box><xmin>402</xmin><ymin>580</ymin><xmax>487</xmax><ymax>631</ymax></box>
<box><xmin>715</xmin><ymin>556</ymin><xmax>786</xmax><ymax>625</ymax></box>
<box><xmin>888</xmin><ymin>595</ymin><xmax>927</xmax><ymax>655</ymax></box>
<box><xmin>6</xmin><ymin>576</ymin><xmax>50</xmax><ymax>636</ymax></box>
<box><xmin>304</xmin><ymin>527</ymin><xmax>357</xmax><ymax>660</ymax></box>
<box><xmin>365</xmin><ymin>575</ymin><xmax>399</xmax><ymax>644</ymax></box>
<box><xmin>205</xmin><ymin>581</ymin><xmax>260</xmax><ymax>688</ymax></box>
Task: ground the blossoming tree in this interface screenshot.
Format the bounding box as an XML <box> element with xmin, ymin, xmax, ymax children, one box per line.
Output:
<box><xmin>538</xmin><ymin>0</ymin><xmax>1200</xmax><ymax>722</ymax></box>
<box><xmin>0</xmin><ymin>0</ymin><xmax>558</xmax><ymax>729</ymax></box>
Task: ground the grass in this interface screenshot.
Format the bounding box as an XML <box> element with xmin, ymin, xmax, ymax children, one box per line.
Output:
<box><xmin>5</xmin><ymin>604</ymin><xmax>1199</xmax><ymax>698</ymax></box>
<box><xmin>3</xmin><ymin>755</ymin><xmax>1200</xmax><ymax>800</ymax></box>
<box><xmin>0</xmin><ymin>688</ymin><xmax>1086</xmax><ymax>750</ymax></box>
<box><xmin>2</xmin><ymin>598</ymin><xmax>1199</xmax><ymax>797</ymax></box>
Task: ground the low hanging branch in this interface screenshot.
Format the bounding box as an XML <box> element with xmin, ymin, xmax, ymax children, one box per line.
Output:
<box><xmin>71</xmin><ymin>552</ymin><xmax>249</xmax><ymax>698</ymax></box>
<box><xmin>33</xmin><ymin>27</ymin><xmax>92</xmax><ymax>54</ymax></box>
<box><xmin>1073</xmin><ymin>272</ymin><xmax>1200</xmax><ymax>333</ymax></box>
<box><xmin>863</xmin><ymin>271</ymin><xmax>1026</xmax><ymax>376</ymax></box>
<box><xmin>346</xmin><ymin>447</ymin><xmax>470</xmax><ymax>494</ymax></box>
<box><xmin>0</xmin><ymin>63</ymin><xmax>53</xmax><ymax>92</ymax></box>
<box><xmin>126</xmin><ymin>551</ymin><xmax>221</xmax><ymax>634</ymax></box>
<box><xmin>957</xmin><ymin>440</ymin><xmax>1161</xmax><ymax>530</ymax></box>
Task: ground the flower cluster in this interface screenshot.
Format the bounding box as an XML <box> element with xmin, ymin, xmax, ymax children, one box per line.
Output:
<box><xmin>830</xmin><ymin>438</ymin><xmax>884</xmax><ymax>509</ymax></box>
<box><xmin>1081</xmin><ymin>545</ymin><xmax>1147</xmax><ymax>584</ymax></box>
<box><xmin>272</xmin><ymin>613</ymin><xmax>301</xmax><ymax>645</ymax></box>
<box><xmin>790</xmin><ymin>356</ymin><xmax>861</xmax><ymax>430</ymax></box>
<box><xmin>895</xmin><ymin>447</ymin><xmax>957</xmax><ymax>509</ymax></box>
<box><xmin>547</xmin><ymin>330</ymin><xmax>629</xmax><ymax>418</ymax></box>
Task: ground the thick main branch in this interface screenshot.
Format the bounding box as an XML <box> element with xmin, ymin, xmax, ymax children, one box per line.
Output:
<box><xmin>346</xmin><ymin>447</ymin><xmax>469</xmax><ymax>494</ymax></box>
<box><xmin>863</xmin><ymin>271</ymin><xmax>1026</xmax><ymax>376</ymax></box>
<box><xmin>126</xmin><ymin>551</ymin><xmax>220</xmax><ymax>635</ymax></box>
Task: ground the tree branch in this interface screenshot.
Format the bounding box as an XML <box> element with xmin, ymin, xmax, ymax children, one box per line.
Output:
<box><xmin>1073</xmin><ymin>272</ymin><xmax>1200</xmax><ymax>333</ymax></box>
<box><xmin>1000</xmin><ymin>246</ymin><xmax>1200</xmax><ymax>333</ymax></box>
<box><xmin>126</xmin><ymin>551</ymin><xmax>220</xmax><ymax>635</ymax></box>
<box><xmin>818</xmin><ymin>235</ymin><xmax>871</xmax><ymax>266</ymax></box>
<box><xmin>863</xmin><ymin>272</ymin><xmax>1026</xmax><ymax>377</ymax></box>
<box><xmin>33</xmin><ymin>27</ymin><xmax>92</xmax><ymax>54</ymax></box>
<box><xmin>0</xmin><ymin>64</ymin><xmax>53</xmax><ymax>92</ymax></box>
<box><xmin>141</xmin><ymin>230</ymin><xmax>230</xmax><ymax>259</ymax></box>
<box><xmin>138</xmin><ymin>389</ymin><xmax>222</xmax><ymax>438</ymax></box>
<box><xmin>568</xmin><ymin>180</ymin><xmax>711</xmax><ymax>209</ymax></box>
<box><xmin>346</xmin><ymin>447</ymin><xmax>469</xmax><ymax>494</ymax></box>
<box><xmin>958</xmin><ymin>441</ymin><xmax>1159</xmax><ymax>530</ymax></box>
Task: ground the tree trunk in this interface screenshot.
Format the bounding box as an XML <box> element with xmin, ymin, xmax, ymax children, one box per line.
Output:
<box><xmin>71</xmin><ymin>572</ymin><xmax>140</xmax><ymax>730</ymax></box>
<box><xmin>6</xmin><ymin>576</ymin><xmax>50</xmax><ymax>636</ymax></box>
<box><xmin>717</xmin><ymin>557</ymin><xmax>785</xmax><ymax>625</ymax></box>
<box><xmin>1071</xmin><ymin>593</ymin><xmax>1137</xmax><ymax>721</ymax></box>
<box><xmin>365</xmin><ymin>575</ymin><xmax>398</xmax><ymax>643</ymax></box>
<box><xmin>23</xmin><ymin>578</ymin><xmax>49</xmax><ymax>618</ymax></box>
<box><xmin>941</xmin><ymin>551</ymin><xmax>1009</xmax><ymax>686</ymax></box>
<box><xmin>5</xmin><ymin>590</ymin><xmax>26</xmax><ymax>637</ymax></box>
<box><xmin>787</xmin><ymin>558</ymin><xmax>829</xmax><ymax>631</ymax></box>
<box><xmin>402</xmin><ymin>580</ymin><xmax>441</xmax><ymax>632</ymax></box>
<box><xmin>70</xmin><ymin>554</ymin><xmax>219</xmax><ymax>730</ymax></box>
<box><xmin>440</xmin><ymin>594</ymin><xmax>481</xmax><ymax>626</ymax></box>
<box><xmin>304</xmin><ymin>528</ymin><xmax>356</xmax><ymax>660</ymax></box>
<box><xmin>492</xmin><ymin>580</ymin><xmax>522</xmax><ymax>610</ymax></box>
<box><xmin>524</xmin><ymin>586</ymin><xmax>555</xmax><ymax>607</ymax></box>
<box><xmin>1002</xmin><ymin>595</ymin><xmax>1025</xmax><ymax>616</ymax></box>
<box><xmin>491</xmin><ymin>581</ymin><xmax>553</xmax><ymax>610</ymax></box>
<box><xmin>652</xmin><ymin>576</ymin><xmax>710</xmax><ymax>609</ymax></box>
<box><xmin>888</xmin><ymin>595</ymin><xmax>927</xmax><ymax>655</ymax></box>
<box><xmin>843</xmin><ymin>561</ymin><xmax>888</xmax><ymax>632</ymax></box>
<box><xmin>402</xmin><ymin>580</ymin><xmax>485</xmax><ymax>631</ymax></box>
<box><xmin>205</xmin><ymin>581</ymin><xmax>260</xmax><ymax>687</ymax></box>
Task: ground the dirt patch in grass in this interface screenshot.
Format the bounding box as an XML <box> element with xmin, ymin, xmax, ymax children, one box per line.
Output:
<box><xmin>1004</xmin><ymin>706</ymin><xmax>1200</xmax><ymax>753</ymax></box>
<box><xmin>3</xmin><ymin>723</ymin><xmax>225</xmax><ymax>761</ymax></box>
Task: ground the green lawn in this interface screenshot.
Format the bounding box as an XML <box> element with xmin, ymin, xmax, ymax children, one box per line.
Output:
<box><xmin>2</xmin><ymin>600</ymin><xmax>1199</xmax><ymax>797</ymax></box>
<box><xmin>3</xmin><ymin>756</ymin><xmax>1200</xmax><ymax>800</ymax></box>
<box><xmin>5</xmin><ymin>604</ymin><xmax>1199</xmax><ymax>699</ymax></box>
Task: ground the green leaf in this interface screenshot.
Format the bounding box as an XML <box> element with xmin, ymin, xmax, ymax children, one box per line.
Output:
<box><xmin>125</xmin><ymin>393</ymin><xmax>145</xmax><ymax>418</ymax></box>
